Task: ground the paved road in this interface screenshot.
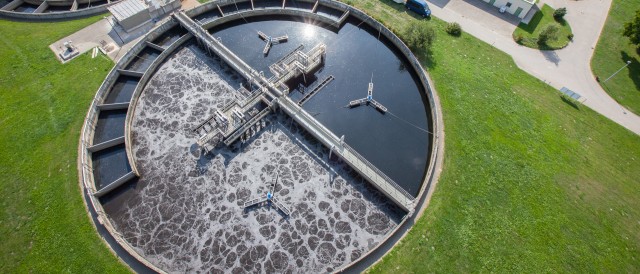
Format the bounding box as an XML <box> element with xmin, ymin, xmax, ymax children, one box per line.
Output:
<box><xmin>421</xmin><ymin>0</ymin><xmax>640</xmax><ymax>135</ymax></box>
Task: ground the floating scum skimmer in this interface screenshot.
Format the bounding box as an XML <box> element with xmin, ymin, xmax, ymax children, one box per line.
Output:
<box><xmin>348</xmin><ymin>77</ymin><xmax>388</xmax><ymax>113</ymax></box>
<box><xmin>258</xmin><ymin>30</ymin><xmax>288</xmax><ymax>55</ymax></box>
<box><xmin>243</xmin><ymin>173</ymin><xmax>292</xmax><ymax>216</ymax></box>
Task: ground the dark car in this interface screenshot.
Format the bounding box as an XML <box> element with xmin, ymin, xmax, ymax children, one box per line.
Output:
<box><xmin>405</xmin><ymin>0</ymin><xmax>431</xmax><ymax>17</ymax></box>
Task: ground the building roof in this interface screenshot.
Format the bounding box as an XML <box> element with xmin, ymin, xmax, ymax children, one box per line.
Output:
<box><xmin>108</xmin><ymin>0</ymin><xmax>149</xmax><ymax>22</ymax></box>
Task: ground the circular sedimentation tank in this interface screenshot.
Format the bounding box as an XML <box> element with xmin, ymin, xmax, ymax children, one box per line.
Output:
<box><xmin>79</xmin><ymin>1</ymin><xmax>441</xmax><ymax>272</ymax></box>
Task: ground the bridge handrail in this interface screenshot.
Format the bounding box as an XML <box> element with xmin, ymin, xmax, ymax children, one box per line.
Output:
<box><xmin>341</xmin><ymin>143</ymin><xmax>414</xmax><ymax>200</ymax></box>
<box><xmin>175</xmin><ymin>12</ymin><xmax>260</xmax><ymax>81</ymax></box>
<box><xmin>281</xmin><ymin>98</ymin><xmax>339</xmax><ymax>145</ymax></box>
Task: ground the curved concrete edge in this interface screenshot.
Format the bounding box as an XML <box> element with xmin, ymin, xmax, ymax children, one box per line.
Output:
<box><xmin>81</xmin><ymin>0</ymin><xmax>444</xmax><ymax>272</ymax></box>
<box><xmin>77</xmin><ymin>91</ymin><xmax>165</xmax><ymax>274</ymax></box>
<box><xmin>76</xmin><ymin>141</ymin><xmax>159</xmax><ymax>273</ymax></box>
<box><xmin>0</xmin><ymin>2</ymin><xmax>113</xmax><ymax>21</ymax></box>
<box><xmin>198</xmin><ymin>6</ymin><xmax>341</xmax><ymax>29</ymax></box>
<box><xmin>124</xmin><ymin>31</ymin><xmax>193</xmax><ymax>176</ymax></box>
<box><xmin>78</xmin><ymin>18</ymin><xmax>187</xmax><ymax>274</ymax></box>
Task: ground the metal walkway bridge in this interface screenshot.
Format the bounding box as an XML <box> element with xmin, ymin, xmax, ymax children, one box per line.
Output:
<box><xmin>173</xmin><ymin>11</ymin><xmax>414</xmax><ymax>212</ymax></box>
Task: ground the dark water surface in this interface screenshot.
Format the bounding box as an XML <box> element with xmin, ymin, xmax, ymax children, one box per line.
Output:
<box><xmin>124</xmin><ymin>47</ymin><xmax>161</xmax><ymax>72</ymax></box>
<box><xmin>92</xmin><ymin>144</ymin><xmax>132</xmax><ymax>190</ymax></box>
<box><xmin>93</xmin><ymin>109</ymin><xmax>126</xmax><ymax>144</ymax></box>
<box><xmin>211</xmin><ymin>16</ymin><xmax>431</xmax><ymax>196</ymax></box>
<box><xmin>77</xmin><ymin>0</ymin><xmax>107</xmax><ymax>9</ymax></box>
<box><xmin>45</xmin><ymin>5</ymin><xmax>72</xmax><ymax>13</ymax></box>
<box><xmin>104</xmin><ymin>75</ymin><xmax>138</xmax><ymax>104</ymax></box>
<box><xmin>151</xmin><ymin>26</ymin><xmax>188</xmax><ymax>48</ymax></box>
<box><xmin>13</xmin><ymin>3</ymin><xmax>38</xmax><ymax>13</ymax></box>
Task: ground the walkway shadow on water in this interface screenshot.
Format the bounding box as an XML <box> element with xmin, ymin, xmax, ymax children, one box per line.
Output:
<box><xmin>621</xmin><ymin>51</ymin><xmax>640</xmax><ymax>91</ymax></box>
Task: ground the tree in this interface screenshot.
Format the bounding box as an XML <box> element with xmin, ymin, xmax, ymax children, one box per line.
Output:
<box><xmin>538</xmin><ymin>23</ymin><xmax>560</xmax><ymax>45</ymax></box>
<box><xmin>623</xmin><ymin>10</ymin><xmax>640</xmax><ymax>48</ymax></box>
<box><xmin>403</xmin><ymin>22</ymin><xmax>436</xmax><ymax>53</ymax></box>
<box><xmin>553</xmin><ymin>7</ymin><xmax>567</xmax><ymax>20</ymax></box>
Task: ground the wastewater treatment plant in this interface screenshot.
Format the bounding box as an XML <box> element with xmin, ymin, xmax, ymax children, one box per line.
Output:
<box><xmin>6</xmin><ymin>0</ymin><xmax>640</xmax><ymax>271</ymax></box>
<box><xmin>76</xmin><ymin>0</ymin><xmax>440</xmax><ymax>272</ymax></box>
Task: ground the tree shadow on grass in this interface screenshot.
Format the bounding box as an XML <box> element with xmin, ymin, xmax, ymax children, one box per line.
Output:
<box><xmin>621</xmin><ymin>51</ymin><xmax>640</xmax><ymax>91</ymax></box>
<box><xmin>422</xmin><ymin>50</ymin><xmax>437</xmax><ymax>70</ymax></box>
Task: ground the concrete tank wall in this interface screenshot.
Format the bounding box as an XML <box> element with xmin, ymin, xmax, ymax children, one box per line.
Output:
<box><xmin>0</xmin><ymin>0</ymin><xmax>114</xmax><ymax>20</ymax></box>
<box><xmin>80</xmin><ymin>1</ymin><xmax>442</xmax><ymax>273</ymax></box>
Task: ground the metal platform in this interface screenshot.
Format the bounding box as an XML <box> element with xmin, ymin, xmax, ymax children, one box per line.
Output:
<box><xmin>258</xmin><ymin>30</ymin><xmax>288</xmax><ymax>55</ymax></box>
<box><xmin>348</xmin><ymin>81</ymin><xmax>388</xmax><ymax>113</ymax></box>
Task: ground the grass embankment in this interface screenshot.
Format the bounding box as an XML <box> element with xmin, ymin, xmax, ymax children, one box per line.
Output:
<box><xmin>591</xmin><ymin>0</ymin><xmax>640</xmax><ymax>115</ymax></box>
<box><xmin>346</xmin><ymin>0</ymin><xmax>640</xmax><ymax>272</ymax></box>
<box><xmin>512</xmin><ymin>4</ymin><xmax>573</xmax><ymax>50</ymax></box>
<box><xmin>0</xmin><ymin>18</ymin><xmax>129</xmax><ymax>272</ymax></box>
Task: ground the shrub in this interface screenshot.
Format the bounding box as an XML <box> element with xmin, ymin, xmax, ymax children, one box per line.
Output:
<box><xmin>553</xmin><ymin>7</ymin><xmax>567</xmax><ymax>20</ymax></box>
<box><xmin>515</xmin><ymin>34</ymin><xmax>524</xmax><ymax>44</ymax></box>
<box><xmin>567</xmin><ymin>33</ymin><xmax>574</xmax><ymax>40</ymax></box>
<box><xmin>623</xmin><ymin>10</ymin><xmax>640</xmax><ymax>47</ymax></box>
<box><xmin>538</xmin><ymin>23</ymin><xmax>560</xmax><ymax>45</ymax></box>
<box><xmin>403</xmin><ymin>22</ymin><xmax>436</xmax><ymax>52</ymax></box>
<box><xmin>445</xmin><ymin>22</ymin><xmax>462</xmax><ymax>36</ymax></box>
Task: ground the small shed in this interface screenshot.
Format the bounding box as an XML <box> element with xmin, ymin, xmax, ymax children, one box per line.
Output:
<box><xmin>108</xmin><ymin>0</ymin><xmax>151</xmax><ymax>32</ymax></box>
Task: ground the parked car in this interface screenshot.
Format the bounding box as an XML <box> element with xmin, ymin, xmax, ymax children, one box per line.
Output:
<box><xmin>405</xmin><ymin>0</ymin><xmax>431</xmax><ymax>17</ymax></box>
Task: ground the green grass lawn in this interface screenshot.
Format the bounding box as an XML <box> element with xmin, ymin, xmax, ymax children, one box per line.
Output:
<box><xmin>512</xmin><ymin>4</ymin><xmax>573</xmax><ymax>50</ymax></box>
<box><xmin>0</xmin><ymin>17</ymin><xmax>129</xmax><ymax>273</ymax></box>
<box><xmin>347</xmin><ymin>0</ymin><xmax>640</xmax><ymax>272</ymax></box>
<box><xmin>591</xmin><ymin>0</ymin><xmax>640</xmax><ymax>115</ymax></box>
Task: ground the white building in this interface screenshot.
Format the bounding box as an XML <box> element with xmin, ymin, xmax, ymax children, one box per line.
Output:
<box><xmin>481</xmin><ymin>0</ymin><xmax>535</xmax><ymax>19</ymax></box>
<box><xmin>108</xmin><ymin>0</ymin><xmax>180</xmax><ymax>32</ymax></box>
